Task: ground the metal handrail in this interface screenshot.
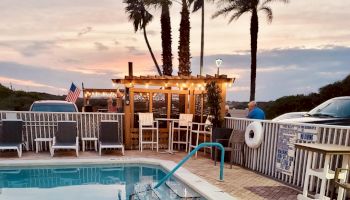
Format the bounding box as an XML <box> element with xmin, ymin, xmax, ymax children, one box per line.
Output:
<box><xmin>154</xmin><ymin>142</ymin><xmax>225</xmax><ymax>189</ymax></box>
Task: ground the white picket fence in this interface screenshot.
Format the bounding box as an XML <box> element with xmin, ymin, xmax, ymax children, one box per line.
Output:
<box><xmin>0</xmin><ymin>111</ymin><xmax>124</xmax><ymax>151</ymax></box>
<box><xmin>225</xmin><ymin>117</ymin><xmax>350</xmax><ymax>197</ymax></box>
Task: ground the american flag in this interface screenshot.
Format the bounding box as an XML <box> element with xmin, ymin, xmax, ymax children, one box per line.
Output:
<box><xmin>65</xmin><ymin>83</ymin><xmax>81</xmax><ymax>103</ymax></box>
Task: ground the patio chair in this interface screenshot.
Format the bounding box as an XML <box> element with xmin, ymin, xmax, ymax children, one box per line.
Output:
<box><xmin>0</xmin><ymin>119</ymin><xmax>23</xmax><ymax>157</ymax></box>
<box><xmin>188</xmin><ymin>116</ymin><xmax>213</xmax><ymax>158</ymax></box>
<box><xmin>171</xmin><ymin>114</ymin><xmax>193</xmax><ymax>152</ymax></box>
<box><xmin>138</xmin><ymin>113</ymin><xmax>159</xmax><ymax>152</ymax></box>
<box><xmin>51</xmin><ymin>121</ymin><xmax>79</xmax><ymax>157</ymax></box>
<box><xmin>99</xmin><ymin>120</ymin><xmax>124</xmax><ymax>156</ymax></box>
<box><xmin>331</xmin><ymin>168</ymin><xmax>350</xmax><ymax>200</ymax></box>
<box><xmin>214</xmin><ymin>130</ymin><xmax>245</xmax><ymax>168</ymax></box>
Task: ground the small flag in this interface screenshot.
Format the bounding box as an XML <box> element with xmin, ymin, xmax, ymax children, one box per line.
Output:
<box><xmin>65</xmin><ymin>83</ymin><xmax>81</xmax><ymax>103</ymax></box>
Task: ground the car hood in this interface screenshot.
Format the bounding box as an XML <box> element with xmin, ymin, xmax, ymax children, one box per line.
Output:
<box><xmin>279</xmin><ymin>117</ymin><xmax>350</xmax><ymax>126</ymax></box>
<box><xmin>278</xmin><ymin>117</ymin><xmax>329</xmax><ymax>123</ymax></box>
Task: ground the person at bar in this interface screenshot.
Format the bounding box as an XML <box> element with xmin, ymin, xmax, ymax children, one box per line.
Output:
<box><xmin>247</xmin><ymin>101</ymin><xmax>265</xmax><ymax>120</ymax></box>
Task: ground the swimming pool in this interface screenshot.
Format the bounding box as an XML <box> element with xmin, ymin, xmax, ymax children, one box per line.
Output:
<box><xmin>0</xmin><ymin>158</ymin><xmax>235</xmax><ymax>200</ymax></box>
<box><xmin>0</xmin><ymin>163</ymin><xmax>204</xmax><ymax>200</ymax></box>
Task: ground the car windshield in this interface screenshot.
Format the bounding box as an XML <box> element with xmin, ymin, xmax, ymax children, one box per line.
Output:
<box><xmin>308</xmin><ymin>99</ymin><xmax>350</xmax><ymax>118</ymax></box>
<box><xmin>31</xmin><ymin>104</ymin><xmax>77</xmax><ymax>112</ymax></box>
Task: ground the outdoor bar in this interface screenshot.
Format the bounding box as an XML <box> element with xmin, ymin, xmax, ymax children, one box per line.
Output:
<box><xmin>112</xmin><ymin>73</ymin><xmax>235</xmax><ymax>149</ymax></box>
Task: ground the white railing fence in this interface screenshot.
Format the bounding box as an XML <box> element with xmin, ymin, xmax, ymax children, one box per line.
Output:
<box><xmin>225</xmin><ymin>117</ymin><xmax>350</xmax><ymax>197</ymax></box>
<box><xmin>0</xmin><ymin>111</ymin><xmax>124</xmax><ymax>151</ymax></box>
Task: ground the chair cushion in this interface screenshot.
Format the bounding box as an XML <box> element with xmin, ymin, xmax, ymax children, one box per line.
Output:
<box><xmin>100</xmin><ymin>142</ymin><xmax>123</xmax><ymax>146</ymax></box>
<box><xmin>0</xmin><ymin>120</ymin><xmax>23</xmax><ymax>144</ymax></box>
<box><xmin>56</xmin><ymin>121</ymin><xmax>77</xmax><ymax>144</ymax></box>
<box><xmin>53</xmin><ymin>142</ymin><xmax>76</xmax><ymax>147</ymax></box>
<box><xmin>99</xmin><ymin>121</ymin><xmax>121</xmax><ymax>144</ymax></box>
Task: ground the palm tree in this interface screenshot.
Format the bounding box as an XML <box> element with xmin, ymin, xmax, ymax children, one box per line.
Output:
<box><xmin>124</xmin><ymin>0</ymin><xmax>162</xmax><ymax>76</ymax></box>
<box><xmin>145</xmin><ymin>0</ymin><xmax>173</xmax><ymax>76</ymax></box>
<box><xmin>212</xmin><ymin>0</ymin><xmax>288</xmax><ymax>101</ymax></box>
<box><xmin>188</xmin><ymin>0</ymin><xmax>214</xmax><ymax>76</ymax></box>
<box><xmin>178</xmin><ymin>0</ymin><xmax>191</xmax><ymax>76</ymax></box>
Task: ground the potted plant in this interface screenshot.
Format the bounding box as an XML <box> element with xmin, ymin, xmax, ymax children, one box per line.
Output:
<box><xmin>206</xmin><ymin>81</ymin><xmax>233</xmax><ymax>160</ymax></box>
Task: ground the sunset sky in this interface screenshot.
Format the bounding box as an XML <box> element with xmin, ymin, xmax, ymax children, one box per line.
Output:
<box><xmin>0</xmin><ymin>0</ymin><xmax>349</xmax><ymax>101</ymax></box>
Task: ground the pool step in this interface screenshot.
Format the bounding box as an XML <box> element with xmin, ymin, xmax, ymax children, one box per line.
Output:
<box><xmin>130</xmin><ymin>182</ymin><xmax>202</xmax><ymax>200</ymax></box>
<box><xmin>165</xmin><ymin>181</ymin><xmax>201</xmax><ymax>199</ymax></box>
<box><xmin>129</xmin><ymin>184</ymin><xmax>160</xmax><ymax>200</ymax></box>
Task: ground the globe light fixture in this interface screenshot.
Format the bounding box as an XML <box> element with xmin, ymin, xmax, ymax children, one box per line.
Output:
<box><xmin>215</xmin><ymin>58</ymin><xmax>223</xmax><ymax>76</ymax></box>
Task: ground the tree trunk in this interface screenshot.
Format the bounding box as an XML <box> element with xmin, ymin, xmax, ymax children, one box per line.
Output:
<box><xmin>161</xmin><ymin>3</ymin><xmax>173</xmax><ymax>76</ymax></box>
<box><xmin>250</xmin><ymin>8</ymin><xmax>258</xmax><ymax>101</ymax></box>
<box><xmin>199</xmin><ymin>0</ymin><xmax>204</xmax><ymax>76</ymax></box>
<box><xmin>178</xmin><ymin>0</ymin><xmax>191</xmax><ymax>76</ymax></box>
<box><xmin>143</xmin><ymin>26</ymin><xmax>162</xmax><ymax>76</ymax></box>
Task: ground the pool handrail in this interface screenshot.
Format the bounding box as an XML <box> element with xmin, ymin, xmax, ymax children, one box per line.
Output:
<box><xmin>154</xmin><ymin>142</ymin><xmax>225</xmax><ymax>189</ymax></box>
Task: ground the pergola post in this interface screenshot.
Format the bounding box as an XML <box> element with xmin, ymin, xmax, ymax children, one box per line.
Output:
<box><xmin>219</xmin><ymin>83</ymin><xmax>227</xmax><ymax>120</ymax></box>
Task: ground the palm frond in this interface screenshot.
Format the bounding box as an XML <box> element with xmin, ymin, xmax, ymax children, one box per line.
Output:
<box><xmin>212</xmin><ymin>5</ymin><xmax>237</xmax><ymax>19</ymax></box>
<box><xmin>228</xmin><ymin>9</ymin><xmax>248</xmax><ymax>23</ymax></box>
<box><xmin>259</xmin><ymin>6</ymin><xmax>273</xmax><ymax>23</ymax></box>
<box><xmin>212</xmin><ymin>0</ymin><xmax>252</xmax><ymax>22</ymax></box>
<box><xmin>189</xmin><ymin>0</ymin><xmax>203</xmax><ymax>12</ymax></box>
<box><xmin>261</xmin><ymin>0</ymin><xmax>289</xmax><ymax>7</ymax></box>
<box><xmin>124</xmin><ymin>0</ymin><xmax>153</xmax><ymax>32</ymax></box>
<box><xmin>144</xmin><ymin>0</ymin><xmax>172</xmax><ymax>8</ymax></box>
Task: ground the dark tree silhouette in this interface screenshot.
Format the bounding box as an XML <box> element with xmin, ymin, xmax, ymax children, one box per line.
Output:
<box><xmin>178</xmin><ymin>0</ymin><xmax>191</xmax><ymax>76</ymax></box>
<box><xmin>213</xmin><ymin>0</ymin><xmax>289</xmax><ymax>101</ymax></box>
<box><xmin>124</xmin><ymin>0</ymin><xmax>162</xmax><ymax>75</ymax></box>
<box><xmin>145</xmin><ymin>0</ymin><xmax>173</xmax><ymax>76</ymax></box>
<box><xmin>189</xmin><ymin>0</ymin><xmax>214</xmax><ymax>76</ymax></box>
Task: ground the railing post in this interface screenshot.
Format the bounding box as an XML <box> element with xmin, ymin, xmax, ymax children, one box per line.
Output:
<box><xmin>154</xmin><ymin>142</ymin><xmax>225</xmax><ymax>189</ymax></box>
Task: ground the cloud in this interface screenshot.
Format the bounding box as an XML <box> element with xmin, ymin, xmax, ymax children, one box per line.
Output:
<box><xmin>77</xmin><ymin>26</ymin><xmax>92</xmax><ymax>37</ymax></box>
<box><xmin>0</xmin><ymin>61</ymin><xmax>124</xmax><ymax>95</ymax></box>
<box><xmin>125</xmin><ymin>46</ymin><xmax>145</xmax><ymax>56</ymax></box>
<box><xmin>94</xmin><ymin>42</ymin><xmax>109</xmax><ymax>51</ymax></box>
<box><xmin>0</xmin><ymin>40</ymin><xmax>58</xmax><ymax>57</ymax></box>
<box><xmin>147</xmin><ymin>30</ymin><xmax>158</xmax><ymax>36</ymax></box>
<box><xmin>191</xmin><ymin>45</ymin><xmax>350</xmax><ymax>101</ymax></box>
<box><xmin>128</xmin><ymin>37</ymin><xmax>138</xmax><ymax>42</ymax></box>
<box><xmin>61</xmin><ymin>58</ymin><xmax>81</xmax><ymax>64</ymax></box>
<box><xmin>65</xmin><ymin>67</ymin><xmax>108</xmax><ymax>75</ymax></box>
<box><xmin>0</xmin><ymin>76</ymin><xmax>66</xmax><ymax>91</ymax></box>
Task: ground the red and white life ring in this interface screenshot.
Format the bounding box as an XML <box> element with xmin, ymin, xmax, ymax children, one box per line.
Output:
<box><xmin>245</xmin><ymin>121</ymin><xmax>264</xmax><ymax>148</ymax></box>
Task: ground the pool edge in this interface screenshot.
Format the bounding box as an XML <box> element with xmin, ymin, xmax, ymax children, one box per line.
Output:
<box><xmin>0</xmin><ymin>157</ymin><xmax>236</xmax><ymax>200</ymax></box>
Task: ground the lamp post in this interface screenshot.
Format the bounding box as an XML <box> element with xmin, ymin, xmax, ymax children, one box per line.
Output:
<box><xmin>215</xmin><ymin>58</ymin><xmax>222</xmax><ymax>76</ymax></box>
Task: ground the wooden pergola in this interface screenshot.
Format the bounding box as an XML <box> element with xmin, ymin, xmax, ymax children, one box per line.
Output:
<box><xmin>112</xmin><ymin>75</ymin><xmax>235</xmax><ymax>149</ymax></box>
<box><xmin>82</xmin><ymin>88</ymin><xmax>124</xmax><ymax>112</ymax></box>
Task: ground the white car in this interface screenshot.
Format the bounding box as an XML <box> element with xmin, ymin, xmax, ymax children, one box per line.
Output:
<box><xmin>30</xmin><ymin>100</ymin><xmax>78</xmax><ymax>112</ymax></box>
<box><xmin>272</xmin><ymin>112</ymin><xmax>308</xmax><ymax>122</ymax></box>
<box><xmin>274</xmin><ymin>96</ymin><xmax>350</xmax><ymax>126</ymax></box>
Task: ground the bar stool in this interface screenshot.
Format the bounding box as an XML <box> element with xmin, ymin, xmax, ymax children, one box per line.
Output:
<box><xmin>188</xmin><ymin>117</ymin><xmax>213</xmax><ymax>158</ymax></box>
<box><xmin>138</xmin><ymin>113</ymin><xmax>159</xmax><ymax>152</ymax></box>
<box><xmin>171</xmin><ymin>114</ymin><xmax>193</xmax><ymax>152</ymax></box>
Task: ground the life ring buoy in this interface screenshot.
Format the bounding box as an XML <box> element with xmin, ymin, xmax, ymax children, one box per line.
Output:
<box><xmin>245</xmin><ymin>121</ymin><xmax>264</xmax><ymax>148</ymax></box>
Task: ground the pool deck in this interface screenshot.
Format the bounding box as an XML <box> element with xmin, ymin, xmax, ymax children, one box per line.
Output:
<box><xmin>0</xmin><ymin>150</ymin><xmax>299</xmax><ymax>200</ymax></box>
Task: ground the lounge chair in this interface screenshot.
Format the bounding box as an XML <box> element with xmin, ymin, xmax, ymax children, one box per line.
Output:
<box><xmin>99</xmin><ymin>120</ymin><xmax>124</xmax><ymax>156</ymax></box>
<box><xmin>51</xmin><ymin>121</ymin><xmax>79</xmax><ymax>157</ymax></box>
<box><xmin>214</xmin><ymin>129</ymin><xmax>245</xmax><ymax>168</ymax></box>
<box><xmin>0</xmin><ymin>119</ymin><xmax>23</xmax><ymax>157</ymax></box>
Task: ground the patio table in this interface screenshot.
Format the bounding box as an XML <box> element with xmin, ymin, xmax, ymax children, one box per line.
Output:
<box><xmin>295</xmin><ymin>143</ymin><xmax>350</xmax><ymax>200</ymax></box>
<box><xmin>155</xmin><ymin>118</ymin><xmax>178</xmax><ymax>154</ymax></box>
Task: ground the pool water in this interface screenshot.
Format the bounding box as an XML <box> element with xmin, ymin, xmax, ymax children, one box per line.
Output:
<box><xmin>0</xmin><ymin>164</ymin><xmax>205</xmax><ymax>200</ymax></box>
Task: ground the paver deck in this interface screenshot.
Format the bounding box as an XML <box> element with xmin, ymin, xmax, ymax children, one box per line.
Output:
<box><xmin>0</xmin><ymin>150</ymin><xmax>300</xmax><ymax>200</ymax></box>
